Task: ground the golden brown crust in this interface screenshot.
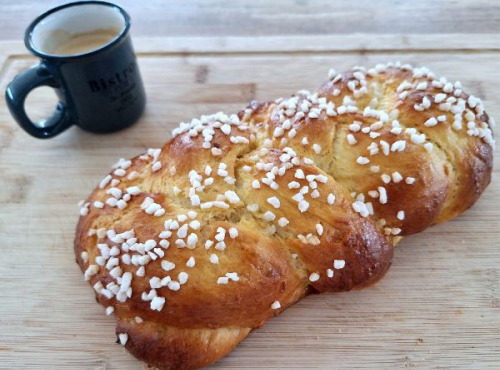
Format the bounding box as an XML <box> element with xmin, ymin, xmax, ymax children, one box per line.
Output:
<box><xmin>116</xmin><ymin>319</ymin><xmax>251</xmax><ymax>370</ymax></box>
<box><xmin>75</xmin><ymin>62</ymin><xmax>493</xmax><ymax>369</ymax></box>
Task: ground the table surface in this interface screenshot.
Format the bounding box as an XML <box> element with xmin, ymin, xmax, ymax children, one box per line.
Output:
<box><xmin>1</xmin><ymin>0</ymin><xmax>500</xmax><ymax>40</ymax></box>
<box><xmin>0</xmin><ymin>2</ymin><xmax>499</xmax><ymax>370</ymax></box>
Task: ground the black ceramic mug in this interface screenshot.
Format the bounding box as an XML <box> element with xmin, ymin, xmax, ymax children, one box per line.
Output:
<box><xmin>5</xmin><ymin>1</ymin><xmax>146</xmax><ymax>139</ymax></box>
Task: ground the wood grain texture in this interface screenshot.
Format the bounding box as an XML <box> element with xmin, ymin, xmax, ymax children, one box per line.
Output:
<box><xmin>0</xmin><ymin>35</ymin><xmax>499</xmax><ymax>369</ymax></box>
<box><xmin>1</xmin><ymin>0</ymin><xmax>500</xmax><ymax>40</ymax></box>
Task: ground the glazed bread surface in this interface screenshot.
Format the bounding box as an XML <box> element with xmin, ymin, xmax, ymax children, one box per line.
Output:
<box><xmin>75</xmin><ymin>63</ymin><xmax>494</xmax><ymax>369</ymax></box>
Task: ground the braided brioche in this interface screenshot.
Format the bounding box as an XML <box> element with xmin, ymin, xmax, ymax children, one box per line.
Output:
<box><xmin>75</xmin><ymin>62</ymin><xmax>494</xmax><ymax>369</ymax></box>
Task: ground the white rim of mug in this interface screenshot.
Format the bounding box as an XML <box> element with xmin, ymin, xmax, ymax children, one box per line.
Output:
<box><xmin>25</xmin><ymin>1</ymin><xmax>131</xmax><ymax>60</ymax></box>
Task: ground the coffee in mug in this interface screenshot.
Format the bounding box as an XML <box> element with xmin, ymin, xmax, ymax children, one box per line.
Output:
<box><xmin>51</xmin><ymin>28</ymin><xmax>121</xmax><ymax>55</ymax></box>
<box><xmin>5</xmin><ymin>1</ymin><xmax>146</xmax><ymax>139</ymax></box>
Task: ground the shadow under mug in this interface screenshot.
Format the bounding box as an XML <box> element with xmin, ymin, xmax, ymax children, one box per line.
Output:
<box><xmin>5</xmin><ymin>1</ymin><xmax>146</xmax><ymax>139</ymax></box>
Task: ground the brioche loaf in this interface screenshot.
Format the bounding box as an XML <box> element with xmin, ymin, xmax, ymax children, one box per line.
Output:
<box><xmin>75</xmin><ymin>62</ymin><xmax>494</xmax><ymax>369</ymax></box>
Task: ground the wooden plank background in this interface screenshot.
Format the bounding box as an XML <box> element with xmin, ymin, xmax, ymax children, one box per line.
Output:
<box><xmin>0</xmin><ymin>2</ymin><xmax>499</xmax><ymax>369</ymax></box>
<box><xmin>1</xmin><ymin>0</ymin><xmax>500</xmax><ymax>40</ymax></box>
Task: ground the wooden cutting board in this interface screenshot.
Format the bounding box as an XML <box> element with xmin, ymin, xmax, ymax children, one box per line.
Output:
<box><xmin>0</xmin><ymin>35</ymin><xmax>499</xmax><ymax>369</ymax></box>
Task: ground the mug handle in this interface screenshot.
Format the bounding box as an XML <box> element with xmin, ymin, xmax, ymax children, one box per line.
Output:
<box><xmin>5</xmin><ymin>63</ymin><xmax>74</xmax><ymax>139</ymax></box>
